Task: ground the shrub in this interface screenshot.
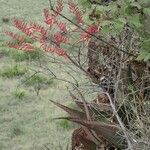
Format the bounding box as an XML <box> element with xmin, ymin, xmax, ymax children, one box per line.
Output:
<box><xmin>4</xmin><ymin>0</ymin><xmax>150</xmax><ymax>149</ymax></box>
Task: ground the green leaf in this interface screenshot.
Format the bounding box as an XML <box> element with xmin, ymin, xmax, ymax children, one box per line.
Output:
<box><xmin>127</xmin><ymin>14</ymin><xmax>143</xmax><ymax>28</ymax></box>
<box><xmin>77</xmin><ymin>0</ymin><xmax>91</xmax><ymax>8</ymax></box>
<box><xmin>143</xmin><ymin>8</ymin><xmax>150</xmax><ymax>15</ymax></box>
<box><xmin>137</xmin><ymin>51</ymin><xmax>150</xmax><ymax>61</ymax></box>
<box><xmin>130</xmin><ymin>2</ymin><xmax>142</xmax><ymax>9</ymax></box>
<box><xmin>137</xmin><ymin>37</ymin><xmax>150</xmax><ymax>61</ymax></box>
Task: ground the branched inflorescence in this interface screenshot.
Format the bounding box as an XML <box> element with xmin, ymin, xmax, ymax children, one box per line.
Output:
<box><xmin>5</xmin><ymin>0</ymin><xmax>99</xmax><ymax>59</ymax></box>
<box><xmin>68</xmin><ymin>0</ymin><xmax>83</xmax><ymax>24</ymax></box>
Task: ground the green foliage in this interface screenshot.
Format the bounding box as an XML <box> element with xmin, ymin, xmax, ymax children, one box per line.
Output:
<box><xmin>57</xmin><ymin>120</ymin><xmax>72</xmax><ymax>130</ymax></box>
<box><xmin>0</xmin><ymin>42</ymin><xmax>10</xmax><ymax>57</ymax></box>
<box><xmin>0</xmin><ymin>65</ymin><xmax>27</xmax><ymax>78</ymax></box>
<box><xmin>77</xmin><ymin>0</ymin><xmax>91</xmax><ymax>8</ymax></box>
<box><xmin>10</xmin><ymin>50</ymin><xmax>42</xmax><ymax>62</ymax></box>
<box><xmin>13</xmin><ymin>90</ymin><xmax>25</xmax><ymax>100</ymax></box>
<box><xmin>137</xmin><ymin>38</ymin><xmax>150</xmax><ymax>61</ymax></box>
<box><xmin>0</xmin><ymin>48</ymin><xmax>9</xmax><ymax>58</ymax></box>
<box><xmin>23</xmin><ymin>74</ymin><xmax>53</xmax><ymax>87</ymax></box>
<box><xmin>79</xmin><ymin>0</ymin><xmax>150</xmax><ymax>61</ymax></box>
<box><xmin>11</xmin><ymin>126</ymin><xmax>23</xmax><ymax>136</ymax></box>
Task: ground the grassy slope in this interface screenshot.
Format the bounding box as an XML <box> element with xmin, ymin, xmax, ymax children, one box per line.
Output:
<box><xmin>0</xmin><ymin>0</ymin><xmax>75</xmax><ymax>149</ymax></box>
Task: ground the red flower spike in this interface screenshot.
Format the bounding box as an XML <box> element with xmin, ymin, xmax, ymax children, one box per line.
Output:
<box><xmin>45</xmin><ymin>16</ymin><xmax>55</xmax><ymax>25</ymax></box>
<box><xmin>13</xmin><ymin>19</ymin><xmax>33</xmax><ymax>37</ymax></box>
<box><xmin>41</xmin><ymin>42</ymin><xmax>68</xmax><ymax>59</ymax></box>
<box><xmin>53</xmin><ymin>32</ymin><xmax>68</xmax><ymax>46</ymax></box>
<box><xmin>68</xmin><ymin>0</ymin><xmax>83</xmax><ymax>24</ymax></box>
<box><xmin>80</xmin><ymin>24</ymin><xmax>99</xmax><ymax>42</ymax></box>
<box><xmin>5</xmin><ymin>31</ymin><xmax>25</xmax><ymax>44</ymax></box>
<box><xmin>19</xmin><ymin>43</ymin><xmax>35</xmax><ymax>51</ymax></box>
<box><xmin>56</xmin><ymin>21</ymin><xmax>67</xmax><ymax>32</ymax></box>
<box><xmin>43</xmin><ymin>9</ymin><xmax>49</xmax><ymax>19</ymax></box>
<box><xmin>6</xmin><ymin>41</ymin><xmax>34</xmax><ymax>52</ymax></box>
<box><xmin>29</xmin><ymin>23</ymin><xmax>48</xmax><ymax>40</ymax></box>
<box><xmin>13</xmin><ymin>18</ymin><xmax>48</xmax><ymax>41</ymax></box>
<box><xmin>52</xmin><ymin>0</ymin><xmax>63</xmax><ymax>17</ymax></box>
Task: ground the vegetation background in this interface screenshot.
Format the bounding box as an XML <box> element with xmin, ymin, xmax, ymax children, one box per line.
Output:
<box><xmin>0</xmin><ymin>0</ymin><xmax>74</xmax><ymax>149</ymax></box>
<box><xmin>0</xmin><ymin>0</ymin><xmax>149</xmax><ymax>149</ymax></box>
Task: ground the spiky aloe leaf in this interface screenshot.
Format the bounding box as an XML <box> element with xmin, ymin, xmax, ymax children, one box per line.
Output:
<box><xmin>55</xmin><ymin>116</ymin><xmax>100</xmax><ymax>147</ymax></box>
<box><xmin>49</xmin><ymin>100</ymin><xmax>86</xmax><ymax>119</ymax></box>
<box><xmin>69</xmin><ymin>92</ymin><xmax>113</xmax><ymax>121</ymax></box>
<box><xmin>66</xmin><ymin>117</ymin><xmax>128</xmax><ymax>149</ymax></box>
<box><xmin>49</xmin><ymin>100</ymin><xmax>127</xmax><ymax>149</ymax></box>
<box><xmin>76</xmin><ymin>100</ymin><xmax>112</xmax><ymax>114</ymax></box>
<box><xmin>72</xmin><ymin>100</ymin><xmax>112</xmax><ymax>121</ymax></box>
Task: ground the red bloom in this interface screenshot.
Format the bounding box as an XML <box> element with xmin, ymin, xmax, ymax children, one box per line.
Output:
<box><xmin>44</xmin><ymin>9</ymin><xmax>55</xmax><ymax>26</ymax></box>
<box><xmin>7</xmin><ymin>41</ymin><xmax>34</xmax><ymax>52</ymax></box>
<box><xmin>45</xmin><ymin>15</ymin><xmax>55</xmax><ymax>26</ymax></box>
<box><xmin>56</xmin><ymin>21</ymin><xmax>67</xmax><ymax>32</ymax></box>
<box><xmin>52</xmin><ymin>0</ymin><xmax>63</xmax><ymax>17</ymax></box>
<box><xmin>46</xmin><ymin>16</ymin><xmax>54</xmax><ymax>25</ymax></box>
<box><xmin>13</xmin><ymin>19</ymin><xmax>31</xmax><ymax>36</ymax></box>
<box><xmin>19</xmin><ymin>43</ymin><xmax>35</xmax><ymax>51</ymax></box>
<box><xmin>68</xmin><ymin>0</ymin><xmax>83</xmax><ymax>24</ymax></box>
<box><xmin>80</xmin><ymin>24</ymin><xmax>99</xmax><ymax>41</ymax></box>
<box><xmin>5</xmin><ymin>31</ymin><xmax>25</xmax><ymax>43</ymax></box>
<box><xmin>41</xmin><ymin>43</ymin><xmax>68</xmax><ymax>59</ymax></box>
<box><xmin>29</xmin><ymin>23</ymin><xmax>48</xmax><ymax>40</ymax></box>
<box><xmin>53</xmin><ymin>32</ymin><xmax>68</xmax><ymax>46</ymax></box>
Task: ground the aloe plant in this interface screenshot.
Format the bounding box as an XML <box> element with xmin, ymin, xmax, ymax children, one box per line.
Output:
<box><xmin>50</xmin><ymin>97</ymin><xmax>128</xmax><ymax>150</ymax></box>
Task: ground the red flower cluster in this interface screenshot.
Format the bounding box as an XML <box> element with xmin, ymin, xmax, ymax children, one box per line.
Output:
<box><xmin>40</xmin><ymin>39</ymin><xmax>68</xmax><ymax>58</ymax></box>
<box><xmin>5</xmin><ymin>0</ymin><xmax>99</xmax><ymax>59</ymax></box>
<box><xmin>5</xmin><ymin>30</ymin><xmax>35</xmax><ymax>51</ymax></box>
<box><xmin>44</xmin><ymin>8</ymin><xmax>67</xmax><ymax>33</ymax></box>
<box><xmin>56</xmin><ymin>21</ymin><xmax>67</xmax><ymax>33</ymax></box>
<box><xmin>80</xmin><ymin>24</ymin><xmax>99</xmax><ymax>41</ymax></box>
<box><xmin>5</xmin><ymin>31</ymin><xmax>25</xmax><ymax>44</ymax></box>
<box><xmin>8</xmin><ymin>43</ymin><xmax>35</xmax><ymax>52</ymax></box>
<box><xmin>52</xmin><ymin>0</ymin><xmax>63</xmax><ymax>17</ymax></box>
<box><xmin>68</xmin><ymin>0</ymin><xmax>83</xmax><ymax>24</ymax></box>
<box><xmin>53</xmin><ymin>32</ymin><xmax>68</xmax><ymax>46</ymax></box>
<box><xmin>6</xmin><ymin>17</ymin><xmax>68</xmax><ymax>57</ymax></box>
<box><xmin>44</xmin><ymin>9</ymin><xmax>55</xmax><ymax>26</ymax></box>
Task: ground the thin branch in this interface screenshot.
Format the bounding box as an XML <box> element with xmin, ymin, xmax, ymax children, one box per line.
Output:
<box><xmin>16</xmin><ymin>71</ymin><xmax>40</xmax><ymax>89</ymax></box>
<box><xmin>104</xmin><ymin>92</ymin><xmax>134</xmax><ymax>150</ymax></box>
<box><xmin>74</xmin><ymin>86</ymin><xmax>91</xmax><ymax>121</ymax></box>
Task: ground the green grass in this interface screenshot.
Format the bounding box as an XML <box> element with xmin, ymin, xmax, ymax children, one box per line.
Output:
<box><xmin>13</xmin><ymin>90</ymin><xmax>26</xmax><ymax>100</ymax></box>
<box><xmin>0</xmin><ymin>42</ymin><xmax>10</xmax><ymax>57</ymax></box>
<box><xmin>0</xmin><ymin>0</ymin><xmax>74</xmax><ymax>149</ymax></box>
<box><xmin>23</xmin><ymin>74</ymin><xmax>53</xmax><ymax>87</ymax></box>
<box><xmin>0</xmin><ymin>75</ymin><xmax>72</xmax><ymax>150</ymax></box>
<box><xmin>10</xmin><ymin>50</ymin><xmax>43</xmax><ymax>62</ymax></box>
<box><xmin>0</xmin><ymin>0</ymin><xmax>88</xmax><ymax>149</ymax></box>
<box><xmin>0</xmin><ymin>65</ymin><xmax>27</xmax><ymax>78</ymax></box>
<box><xmin>56</xmin><ymin>120</ymin><xmax>73</xmax><ymax>130</ymax></box>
